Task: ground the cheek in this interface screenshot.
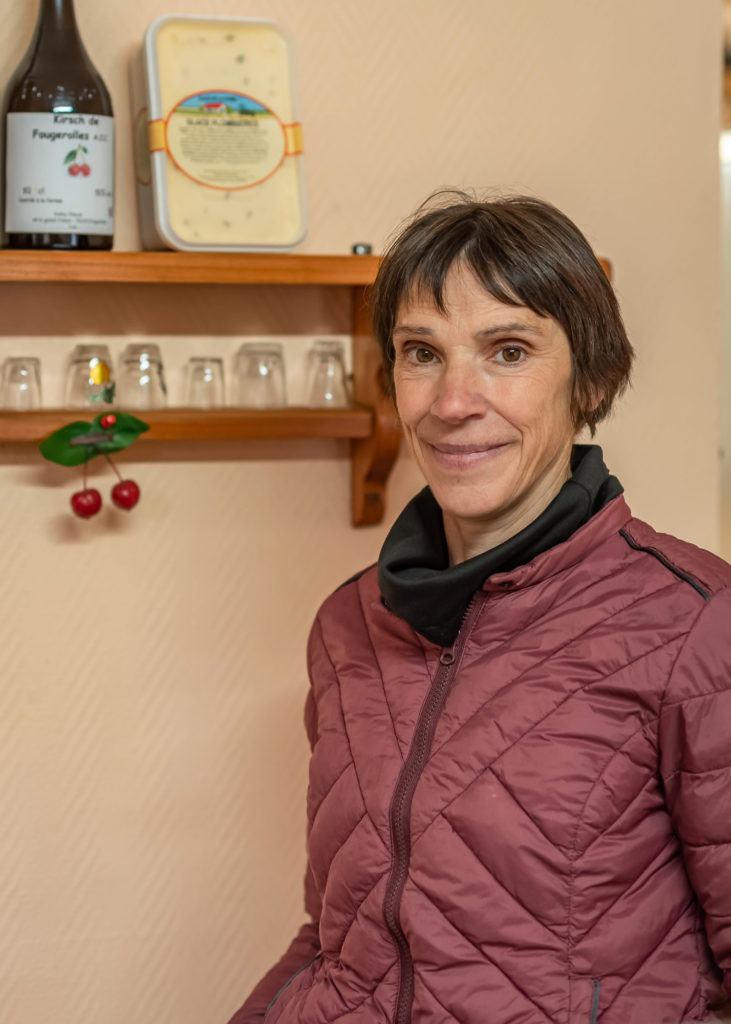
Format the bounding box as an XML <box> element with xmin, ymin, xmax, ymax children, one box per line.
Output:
<box><xmin>541</xmin><ymin>381</ymin><xmax>577</xmax><ymax>448</ymax></box>
<box><xmin>501</xmin><ymin>373</ymin><xmax>574</xmax><ymax>437</ymax></box>
<box><xmin>393</xmin><ymin>374</ymin><xmax>428</xmax><ymax>427</ymax></box>
<box><xmin>552</xmin><ymin>373</ymin><xmax>576</xmax><ymax>425</ymax></box>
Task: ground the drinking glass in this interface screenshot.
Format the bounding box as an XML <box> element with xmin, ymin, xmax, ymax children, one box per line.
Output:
<box><xmin>306</xmin><ymin>340</ymin><xmax>349</xmax><ymax>408</ymax></box>
<box><xmin>185</xmin><ymin>357</ymin><xmax>225</xmax><ymax>408</ymax></box>
<box><xmin>1</xmin><ymin>357</ymin><xmax>42</xmax><ymax>410</ymax></box>
<box><xmin>234</xmin><ymin>342</ymin><xmax>287</xmax><ymax>408</ymax></box>
<box><xmin>65</xmin><ymin>344</ymin><xmax>115</xmax><ymax>408</ymax></box>
<box><xmin>117</xmin><ymin>343</ymin><xmax>167</xmax><ymax>409</ymax></box>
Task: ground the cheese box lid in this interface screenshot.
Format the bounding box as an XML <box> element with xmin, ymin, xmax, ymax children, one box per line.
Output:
<box><xmin>139</xmin><ymin>14</ymin><xmax>306</xmax><ymax>252</ymax></box>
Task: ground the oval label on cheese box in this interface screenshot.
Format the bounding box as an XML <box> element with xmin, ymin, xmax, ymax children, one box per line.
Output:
<box><xmin>165</xmin><ymin>90</ymin><xmax>286</xmax><ymax>190</ymax></box>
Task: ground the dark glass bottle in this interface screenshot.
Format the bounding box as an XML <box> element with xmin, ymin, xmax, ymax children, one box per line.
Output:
<box><xmin>2</xmin><ymin>0</ymin><xmax>115</xmax><ymax>249</ymax></box>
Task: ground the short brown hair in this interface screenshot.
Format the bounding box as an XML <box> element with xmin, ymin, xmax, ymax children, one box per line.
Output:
<box><xmin>370</xmin><ymin>192</ymin><xmax>633</xmax><ymax>434</ymax></box>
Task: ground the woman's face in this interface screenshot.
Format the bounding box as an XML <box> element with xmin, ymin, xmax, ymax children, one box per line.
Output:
<box><xmin>392</xmin><ymin>263</ymin><xmax>577</xmax><ymax>541</ymax></box>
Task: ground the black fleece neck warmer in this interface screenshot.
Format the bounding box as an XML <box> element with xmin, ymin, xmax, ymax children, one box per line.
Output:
<box><xmin>377</xmin><ymin>444</ymin><xmax>622</xmax><ymax>647</ymax></box>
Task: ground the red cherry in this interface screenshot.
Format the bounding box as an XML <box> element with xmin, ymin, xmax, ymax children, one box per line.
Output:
<box><xmin>80</xmin><ymin>163</ymin><xmax>91</xmax><ymax>176</ymax></box>
<box><xmin>100</xmin><ymin>414</ymin><xmax>116</xmax><ymax>429</ymax></box>
<box><xmin>69</xmin><ymin>163</ymin><xmax>81</xmax><ymax>176</ymax></box>
<box><xmin>111</xmin><ymin>479</ymin><xmax>140</xmax><ymax>510</ymax></box>
<box><xmin>71</xmin><ymin>488</ymin><xmax>102</xmax><ymax>518</ymax></box>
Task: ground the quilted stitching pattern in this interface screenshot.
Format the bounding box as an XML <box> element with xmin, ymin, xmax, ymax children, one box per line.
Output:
<box><xmin>271</xmin><ymin>512</ymin><xmax>731</xmax><ymax>1024</ymax></box>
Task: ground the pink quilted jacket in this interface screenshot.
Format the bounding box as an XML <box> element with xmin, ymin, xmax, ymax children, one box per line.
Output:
<box><xmin>232</xmin><ymin>496</ymin><xmax>731</xmax><ymax>1024</ymax></box>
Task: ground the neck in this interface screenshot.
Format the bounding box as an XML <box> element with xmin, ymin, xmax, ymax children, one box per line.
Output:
<box><xmin>443</xmin><ymin>449</ymin><xmax>573</xmax><ymax>564</ymax></box>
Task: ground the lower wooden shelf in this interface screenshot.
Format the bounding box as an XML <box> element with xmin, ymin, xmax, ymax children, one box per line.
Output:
<box><xmin>0</xmin><ymin>261</ymin><xmax>412</xmax><ymax>525</ymax></box>
<box><xmin>0</xmin><ymin>406</ymin><xmax>373</xmax><ymax>443</ymax></box>
<box><xmin>0</xmin><ymin>405</ymin><xmax>391</xmax><ymax>526</ymax></box>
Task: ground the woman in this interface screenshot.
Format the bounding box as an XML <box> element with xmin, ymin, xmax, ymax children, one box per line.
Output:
<box><xmin>229</xmin><ymin>195</ymin><xmax>731</xmax><ymax>1024</ymax></box>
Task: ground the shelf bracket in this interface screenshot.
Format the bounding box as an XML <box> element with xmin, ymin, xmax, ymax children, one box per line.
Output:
<box><xmin>350</xmin><ymin>286</ymin><xmax>402</xmax><ymax>526</ymax></box>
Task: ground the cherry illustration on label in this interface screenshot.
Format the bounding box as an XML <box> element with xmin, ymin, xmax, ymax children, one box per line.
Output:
<box><xmin>65</xmin><ymin>144</ymin><xmax>91</xmax><ymax>177</ymax></box>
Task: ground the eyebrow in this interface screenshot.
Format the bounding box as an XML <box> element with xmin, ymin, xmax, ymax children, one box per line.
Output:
<box><xmin>392</xmin><ymin>320</ymin><xmax>544</xmax><ymax>339</ymax></box>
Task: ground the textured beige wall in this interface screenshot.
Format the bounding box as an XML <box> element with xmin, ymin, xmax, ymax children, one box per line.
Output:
<box><xmin>0</xmin><ymin>2</ymin><xmax>723</xmax><ymax>1023</ymax></box>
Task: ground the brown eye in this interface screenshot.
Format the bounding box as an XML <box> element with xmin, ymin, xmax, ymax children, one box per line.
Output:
<box><xmin>414</xmin><ymin>347</ymin><xmax>434</xmax><ymax>363</ymax></box>
<box><xmin>500</xmin><ymin>346</ymin><xmax>523</xmax><ymax>363</ymax></box>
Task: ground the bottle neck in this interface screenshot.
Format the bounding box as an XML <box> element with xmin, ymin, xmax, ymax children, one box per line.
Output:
<box><xmin>32</xmin><ymin>0</ymin><xmax>87</xmax><ymax>55</ymax></box>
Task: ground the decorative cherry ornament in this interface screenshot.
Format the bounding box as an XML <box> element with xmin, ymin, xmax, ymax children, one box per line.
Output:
<box><xmin>71</xmin><ymin>488</ymin><xmax>102</xmax><ymax>518</ymax></box>
<box><xmin>111</xmin><ymin>479</ymin><xmax>140</xmax><ymax>510</ymax></box>
<box><xmin>40</xmin><ymin>412</ymin><xmax>149</xmax><ymax>519</ymax></box>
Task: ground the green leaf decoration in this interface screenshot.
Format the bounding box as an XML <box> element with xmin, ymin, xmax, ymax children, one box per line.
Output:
<box><xmin>39</xmin><ymin>421</ymin><xmax>98</xmax><ymax>466</ymax></box>
<box><xmin>39</xmin><ymin>413</ymin><xmax>150</xmax><ymax>466</ymax></box>
<box><xmin>85</xmin><ymin>382</ymin><xmax>116</xmax><ymax>404</ymax></box>
<box><xmin>64</xmin><ymin>150</ymin><xmax>77</xmax><ymax>163</ymax></box>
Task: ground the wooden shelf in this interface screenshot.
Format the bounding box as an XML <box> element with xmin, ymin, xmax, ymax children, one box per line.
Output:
<box><xmin>0</xmin><ymin>250</ymin><xmax>381</xmax><ymax>285</ymax></box>
<box><xmin>0</xmin><ymin>252</ymin><xmax>400</xmax><ymax>525</ymax></box>
<box><xmin>0</xmin><ymin>407</ymin><xmax>373</xmax><ymax>443</ymax></box>
<box><xmin>0</xmin><ymin>250</ymin><xmax>610</xmax><ymax>285</ymax></box>
<box><xmin>0</xmin><ymin>250</ymin><xmax>611</xmax><ymax>524</ymax></box>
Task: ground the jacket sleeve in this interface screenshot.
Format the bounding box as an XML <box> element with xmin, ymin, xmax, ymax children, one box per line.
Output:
<box><xmin>226</xmin><ymin>687</ymin><xmax>322</xmax><ymax>1024</ymax></box>
<box><xmin>658</xmin><ymin>586</ymin><xmax>731</xmax><ymax>1001</ymax></box>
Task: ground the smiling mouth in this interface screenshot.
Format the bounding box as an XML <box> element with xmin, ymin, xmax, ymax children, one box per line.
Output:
<box><xmin>430</xmin><ymin>441</ymin><xmax>511</xmax><ymax>455</ymax></box>
<box><xmin>426</xmin><ymin>440</ymin><xmax>513</xmax><ymax>467</ymax></box>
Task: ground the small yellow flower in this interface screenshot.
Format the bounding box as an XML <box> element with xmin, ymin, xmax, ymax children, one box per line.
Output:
<box><xmin>90</xmin><ymin>360</ymin><xmax>111</xmax><ymax>385</ymax></box>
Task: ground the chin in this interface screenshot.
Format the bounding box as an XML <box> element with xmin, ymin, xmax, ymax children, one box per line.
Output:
<box><xmin>429</xmin><ymin>483</ymin><xmax>511</xmax><ymax>524</ymax></box>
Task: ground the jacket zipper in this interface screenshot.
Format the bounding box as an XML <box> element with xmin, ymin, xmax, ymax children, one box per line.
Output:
<box><xmin>382</xmin><ymin>594</ymin><xmax>484</xmax><ymax>1024</ymax></box>
<box><xmin>589</xmin><ymin>978</ymin><xmax>600</xmax><ymax>1024</ymax></box>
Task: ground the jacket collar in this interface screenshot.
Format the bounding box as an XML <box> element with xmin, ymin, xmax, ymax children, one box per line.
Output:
<box><xmin>479</xmin><ymin>494</ymin><xmax>632</xmax><ymax>592</ymax></box>
<box><xmin>377</xmin><ymin>445</ymin><xmax>629</xmax><ymax>647</ymax></box>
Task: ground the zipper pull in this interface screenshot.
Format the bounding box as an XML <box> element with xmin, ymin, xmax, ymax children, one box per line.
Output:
<box><xmin>439</xmin><ymin>649</ymin><xmax>455</xmax><ymax>666</ymax></box>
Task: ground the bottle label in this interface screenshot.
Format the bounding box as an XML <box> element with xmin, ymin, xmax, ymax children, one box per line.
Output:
<box><xmin>5</xmin><ymin>112</ymin><xmax>114</xmax><ymax>235</ymax></box>
<box><xmin>165</xmin><ymin>91</ymin><xmax>285</xmax><ymax>190</ymax></box>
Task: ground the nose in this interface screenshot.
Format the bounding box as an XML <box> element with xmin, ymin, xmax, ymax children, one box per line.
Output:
<box><xmin>431</xmin><ymin>359</ymin><xmax>488</xmax><ymax>422</ymax></box>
